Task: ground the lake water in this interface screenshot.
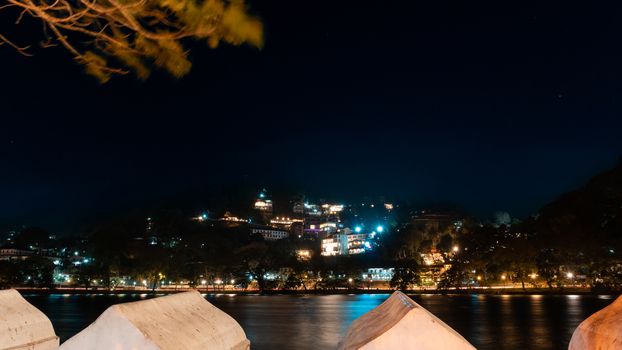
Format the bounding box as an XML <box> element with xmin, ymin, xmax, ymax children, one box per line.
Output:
<box><xmin>23</xmin><ymin>293</ymin><xmax>617</xmax><ymax>349</ymax></box>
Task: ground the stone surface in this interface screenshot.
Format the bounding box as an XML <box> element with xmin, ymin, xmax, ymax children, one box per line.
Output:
<box><xmin>60</xmin><ymin>291</ymin><xmax>249</xmax><ymax>350</ymax></box>
<box><xmin>569</xmin><ymin>295</ymin><xmax>622</xmax><ymax>350</ymax></box>
<box><xmin>0</xmin><ymin>289</ymin><xmax>59</xmax><ymax>350</ymax></box>
<box><xmin>338</xmin><ymin>291</ymin><xmax>476</xmax><ymax>350</ymax></box>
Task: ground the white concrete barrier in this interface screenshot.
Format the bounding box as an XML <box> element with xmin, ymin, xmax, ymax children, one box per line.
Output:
<box><xmin>0</xmin><ymin>289</ymin><xmax>59</xmax><ymax>350</ymax></box>
<box><xmin>338</xmin><ymin>291</ymin><xmax>476</xmax><ymax>350</ymax></box>
<box><xmin>569</xmin><ymin>295</ymin><xmax>622</xmax><ymax>350</ymax></box>
<box><xmin>60</xmin><ymin>291</ymin><xmax>249</xmax><ymax>350</ymax></box>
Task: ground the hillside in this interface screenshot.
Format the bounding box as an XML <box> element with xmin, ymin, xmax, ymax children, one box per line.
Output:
<box><xmin>536</xmin><ymin>158</ymin><xmax>622</xmax><ymax>251</ymax></box>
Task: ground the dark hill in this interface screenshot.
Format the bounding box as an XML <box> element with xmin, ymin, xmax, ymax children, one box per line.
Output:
<box><xmin>536</xmin><ymin>158</ymin><xmax>622</xmax><ymax>251</ymax></box>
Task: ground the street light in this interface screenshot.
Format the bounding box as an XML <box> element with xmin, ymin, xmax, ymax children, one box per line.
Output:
<box><xmin>452</xmin><ymin>245</ymin><xmax>459</xmax><ymax>253</ymax></box>
<box><xmin>566</xmin><ymin>272</ymin><xmax>574</xmax><ymax>279</ymax></box>
<box><xmin>354</xmin><ymin>226</ymin><xmax>362</xmax><ymax>233</ymax></box>
<box><xmin>376</xmin><ymin>225</ymin><xmax>384</xmax><ymax>233</ymax></box>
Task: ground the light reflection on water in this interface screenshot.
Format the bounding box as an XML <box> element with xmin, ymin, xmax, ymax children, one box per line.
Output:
<box><xmin>23</xmin><ymin>293</ymin><xmax>618</xmax><ymax>350</ymax></box>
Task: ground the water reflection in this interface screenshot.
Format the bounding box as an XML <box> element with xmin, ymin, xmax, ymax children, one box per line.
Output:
<box><xmin>23</xmin><ymin>293</ymin><xmax>617</xmax><ymax>350</ymax></box>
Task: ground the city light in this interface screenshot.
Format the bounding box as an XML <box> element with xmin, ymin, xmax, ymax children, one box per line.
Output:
<box><xmin>530</xmin><ymin>273</ymin><xmax>537</xmax><ymax>280</ymax></box>
<box><xmin>348</xmin><ymin>278</ymin><xmax>353</xmax><ymax>283</ymax></box>
<box><xmin>354</xmin><ymin>226</ymin><xmax>362</xmax><ymax>233</ymax></box>
<box><xmin>215</xmin><ymin>279</ymin><xmax>223</xmax><ymax>285</ymax></box>
<box><xmin>230</xmin><ymin>279</ymin><xmax>235</xmax><ymax>285</ymax></box>
<box><xmin>501</xmin><ymin>274</ymin><xmax>507</xmax><ymax>280</ymax></box>
<box><xmin>375</xmin><ymin>225</ymin><xmax>384</xmax><ymax>233</ymax></box>
<box><xmin>452</xmin><ymin>245</ymin><xmax>459</xmax><ymax>253</ymax></box>
<box><xmin>566</xmin><ymin>272</ymin><xmax>574</xmax><ymax>279</ymax></box>
<box><xmin>201</xmin><ymin>279</ymin><xmax>207</xmax><ymax>285</ymax></box>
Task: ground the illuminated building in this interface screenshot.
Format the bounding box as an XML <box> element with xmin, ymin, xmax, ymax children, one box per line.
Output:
<box><xmin>344</xmin><ymin>233</ymin><xmax>369</xmax><ymax>255</ymax></box>
<box><xmin>303</xmin><ymin>216</ymin><xmax>322</xmax><ymax>237</ymax></box>
<box><xmin>254</xmin><ymin>189</ymin><xmax>274</xmax><ymax>223</ymax></box>
<box><xmin>321</xmin><ymin>237</ymin><xmax>341</xmax><ymax>256</ymax></box>
<box><xmin>220</xmin><ymin>214</ymin><xmax>248</xmax><ymax>223</ymax></box>
<box><xmin>254</xmin><ymin>199</ymin><xmax>273</xmax><ymax>212</ymax></box>
<box><xmin>362</xmin><ymin>268</ymin><xmax>395</xmax><ymax>281</ymax></box>
<box><xmin>304</xmin><ymin>203</ymin><xmax>321</xmax><ymax>216</ymax></box>
<box><xmin>270</xmin><ymin>217</ymin><xmax>304</xmax><ymax>229</ymax></box>
<box><xmin>319</xmin><ymin>222</ymin><xmax>338</xmax><ymax>233</ymax></box>
<box><xmin>295</xmin><ymin>250</ymin><xmax>312</xmax><ymax>261</ymax></box>
<box><xmin>420</xmin><ymin>249</ymin><xmax>451</xmax><ymax>286</ymax></box>
<box><xmin>421</xmin><ymin>249</ymin><xmax>447</xmax><ymax>266</ymax></box>
<box><xmin>0</xmin><ymin>248</ymin><xmax>33</xmax><ymax>261</ymax></box>
<box><xmin>321</xmin><ymin>204</ymin><xmax>344</xmax><ymax>214</ymax></box>
<box><xmin>251</xmin><ymin>227</ymin><xmax>289</xmax><ymax>240</ymax></box>
<box><xmin>320</xmin><ymin>232</ymin><xmax>372</xmax><ymax>256</ymax></box>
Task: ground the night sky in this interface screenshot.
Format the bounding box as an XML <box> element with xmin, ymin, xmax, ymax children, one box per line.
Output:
<box><xmin>2</xmin><ymin>1</ymin><xmax>622</xmax><ymax>233</ymax></box>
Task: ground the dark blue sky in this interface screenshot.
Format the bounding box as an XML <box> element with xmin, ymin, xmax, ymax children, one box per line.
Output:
<box><xmin>1</xmin><ymin>0</ymin><xmax>622</xmax><ymax>233</ymax></box>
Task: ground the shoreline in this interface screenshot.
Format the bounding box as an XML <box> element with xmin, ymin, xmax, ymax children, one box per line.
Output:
<box><xmin>16</xmin><ymin>287</ymin><xmax>621</xmax><ymax>296</ymax></box>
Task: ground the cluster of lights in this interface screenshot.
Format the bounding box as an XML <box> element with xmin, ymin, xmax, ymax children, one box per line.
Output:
<box><xmin>270</xmin><ymin>217</ymin><xmax>303</xmax><ymax>225</ymax></box>
<box><xmin>196</xmin><ymin>213</ymin><xmax>208</xmax><ymax>221</ymax></box>
<box><xmin>321</xmin><ymin>204</ymin><xmax>344</xmax><ymax>213</ymax></box>
<box><xmin>353</xmin><ymin>225</ymin><xmax>384</xmax><ymax>234</ymax></box>
<box><xmin>254</xmin><ymin>199</ymin><xmax>273</xmax><ymax>210</ymax></box>
<box><xmin>221</xmin><ymin>216</ymin><xmax>247</xmax><ymax>222</ymax></box>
